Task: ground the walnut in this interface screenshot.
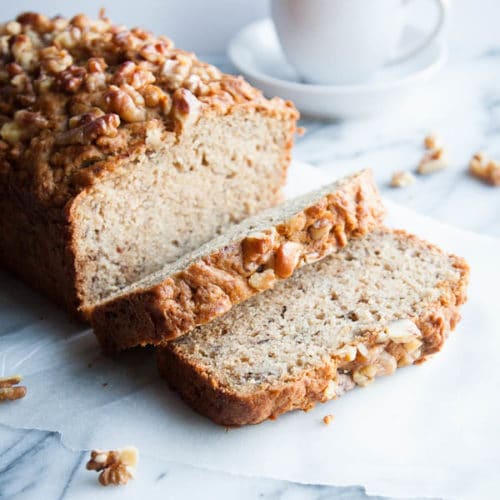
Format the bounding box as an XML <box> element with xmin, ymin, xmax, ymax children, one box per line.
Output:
<box><xmin>323</xmin><ymin>380</ymin><xmax>340</xmax><ymax>400</ymax></box>
<box><xmin>274</xmin><ymin>241</ymin><xmax>302</xmax><ymax>278</ymax></box>
<box><xmin>113</xmin><ymin>61</ymin><xmax>155</xmax><ymax>89</ymax></box>
<box><xmin>172</xmin><ymin>88</ymin><xmax>201</xmax><ymax>129</ymax></box>
<box><xmin>396</xmin><ymin>338</ymin><xmax>423</xmax><ymax>367</ymax></box>
<box><xmin>308</xmin><ymin>218</ymin><xmax>333</xmax><ymax>240</ymax></box>
<box><xmin>469</xmin><ymin>152</ymin><xmax>500</xmax><ymax>186</ymax></box>
<box><xmin>281</xmin><ymin>212</ymin><xmax>307</xmax><ymax>235</ymax></box>
<box><xmin>323</xmin><ymin>414</ymin><xmax>334</xmax><ymax>425</ymax></box>
<box><xmin>86</xmin><ymin>446</ymin><xmax>138</xmax><ymax>486</ymax></box>
<box><xmin>385</xmin><ymin>319</ymin><xmax>421</xmax><ymax>343</ymax></box>
<box><xmin>0</xmin><ymin>375</ymin><xmax>27</xmax><ymax>401</ymax></box>
<box><xmin>53</xmin><ymin>26</ymin><xmax>82</xmax><ymax>49</ymax></box>
<box><xmin>39</xmin><ymin>46</ymin><xmax>73</xmax><ymax>74</ymax></box>
<box><xmin>142</xmin><ymin>84</ymin><xmax>171</xmax><ymax>115</ymax></box>
<box><xmin>390</xmin><ymin>170</ymin><xmax>416</xmax><ymax>188</ymax></box>
<box><xmin>4</xmin><ymin>21</ymin><xmax>22</xmax><ymax>36</ymax></box>
<box><xmin>85</xmin><ymin>58</ymin><xmax>108</xmax><ymax>92</ymax></box>
<box><xmin>56</xmin><ymin>113</ymin><xmax>120</xmax><ymax>145</ymax></box>
<box><xmin>248</xmin><ymin>269</ymin><xmax>276</xmax><ymax>291</ymax></box>
<box><xmin>57</xmin><ymin>65</ymin><xmax>86</xmax><ymax>93</ymax></box>
<box><xmin>0</xmin><ymin>110</ymin><xmax>48</xmax><ymax>144</ymax></box>
<box><xmin>139</xmin><ymin>41</ymin><xmax>171</xmax><ymax>64</ymax></box>
<box><xmin>352</xmin><ymin>365</ymin><xmax>377</xmax><ymax>387</ymax></box>
<box><xmin>10</xmin><ymin>34</ymin><xmax>38</xmax><ymax>71</ymax></box>
<box><xmin>160</xmin><ymin>54</ymin><xmax>193</xmax><ymax>88</ymax></box>
<box><xmin>335</xmin><ymin>344</ymin><xmax>357</xmax><ymax>363</ymax></box>
<box><xmin>418</xmin><ymin>147</ymin><xmax>448</xmax><ymax>174</ymax></box>
<box><xmin>241</xmin><ymin>229</ymin><xmax>277</xmax><ymax>271</ymax></box>
<box><xmin>423</xmin><ymin>133</ymin><xmax>442</xmax><ymax>150</ymax></box>
<box><xmin>104</xmin><ymin>84</ymin><xmax>146</xmax><ymax>122</ymax></box>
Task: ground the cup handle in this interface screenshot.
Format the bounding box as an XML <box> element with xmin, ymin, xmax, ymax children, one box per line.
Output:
<box><xmin>387</xmin><ymin>0</ymin><xmax>448</xmax><ymax>65</ymax></box>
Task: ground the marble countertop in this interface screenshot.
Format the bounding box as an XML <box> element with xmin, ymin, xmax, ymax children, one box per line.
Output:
<box><xmin>1</xmin><ymin>6</ymin><xmax>499</xmax><ymax>500</ymax></box>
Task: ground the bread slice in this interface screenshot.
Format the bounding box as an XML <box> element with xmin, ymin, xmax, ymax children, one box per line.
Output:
<box><xmin>157</xmin><ymin>229</ymin><xmax>469</xmax><ymax>426</ymax></box>
<box><xmin>0</xmin><ymin>13</ymin><xmax>298</xmax><ymax>319</ymax></box>
<box><xmin>91</xmin><ymin>170</ymin><xmax>385</xmax><ymax>352</ymax></box>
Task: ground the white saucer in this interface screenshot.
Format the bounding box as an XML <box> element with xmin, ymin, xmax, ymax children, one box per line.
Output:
<box><xmin>228</xmin><ymin>19</ymin><xmax>447</xmax><ymax>119</ymax></box>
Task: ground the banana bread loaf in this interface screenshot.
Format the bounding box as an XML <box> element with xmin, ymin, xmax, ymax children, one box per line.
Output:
<box><xmin>157</xmin><ymin>229</ymin><xmax>469</xmax><ymax>426</ymax></box>
<box><xmin>91</xmin><ymin>170</ymin><xmax>385</xmax><ymax>352</ymax></box>
<box><xmin>0</xmin><ymin>12</ymin><xmax>298</xmax><ymax>318</ymax></box>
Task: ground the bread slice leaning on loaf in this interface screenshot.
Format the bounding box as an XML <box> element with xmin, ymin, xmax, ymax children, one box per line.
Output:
<box><xmin>157</xmin><ymin>229</ymin><xmax>469</xmax><ymax>426</ymax></box>
<box><xmin>0</xmin><ymin>13</ymin><xmax>298</xmax><ymax>319</ymax></box>
<box><xmin>91</xmin><ymin>169</ymin><xmax>385</xmax><ymax>352</ymax></box>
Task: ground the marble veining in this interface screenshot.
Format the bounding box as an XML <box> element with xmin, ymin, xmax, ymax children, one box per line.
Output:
<box><xmin>1</xmin><ymin>8</ymin><xmax>500</xmax><ymax>500</ymax></box>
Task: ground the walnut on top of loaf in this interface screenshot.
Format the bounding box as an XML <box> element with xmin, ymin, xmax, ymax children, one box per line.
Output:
<box><xmin>0</xmin><ymin>12</ymin><xmax>298</xmax><ymax>206</ymax></box>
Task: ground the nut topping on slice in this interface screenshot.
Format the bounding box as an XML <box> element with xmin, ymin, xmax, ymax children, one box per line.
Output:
<box><xmin>385</xmin><ymin>319</ymin><xmax>421</xmax><ymax>343</ymax></box>
<box><xmin>86</xmin><ymin>446</ymin><xmax>139</xmax><ymax>486</ymax></box>
<box><xmin>274</xmin><ymin>241</ymin><xmax>303</xmax><ymax>279</ymax></box>
<box><xmin>248</xmin><ymin>268</ymin><xmax>276</xmax><ymax>291</ymax></box>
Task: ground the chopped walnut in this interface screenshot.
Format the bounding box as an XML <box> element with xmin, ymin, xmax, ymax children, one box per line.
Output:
<box><xmin>323</xmin><ymin>414</ymin><xmax>334</xmax><ymax>425</ymax></box>
<box><xmin>172</xmin><ymin>88</ymin><xmax>201</xmax><ymax>130</ymax></box>
<box><xmin>417</xmin><ymin>147</ymin><xmax>449</xmax><ymax>174</ymax></box>
<box><xmin>423</xmin><ymin>133</ymin><xmax>442</xmax><ymax>150</ymax></box>
<box><xmin>86</xmin><ymin>446</ymin><xmax>138</xmax><ymax>486</ymax></box>
<box><xmin>248</xmin><ymin>268</ymin><xmax>276</xmax><ymax>291</ymax></box>
<box><xmin>390</xmin><ymin>170</ymin><xmax>415</xmax><ymax>188</ymax></box>
<box><xmin>469</xmin><ymin>152</ymin><xmax>500</xmax><ymax>186</ymax></box>
<box><xmin>0</xmin><ymin>375</ymin><xmax>27</xmax><ymax>401</ymax></box>
<box><xmin>308</xmin><ymin>218</ymin><xmax>333</xmax><ymax>240</ymax></box>
<box><xmin>56</xmin><ymin>113</ymin><xmax>120</xmax><ymax>145</ymax></box>
<box><xmin>274</xmin><ymin>241</ymin><xmax>302</xmax><ymax>279</ymax></box>
<box><xmin>241</xmin><ymin>229</ymin><xmax>277</xmax><ymax>271</ymax></box>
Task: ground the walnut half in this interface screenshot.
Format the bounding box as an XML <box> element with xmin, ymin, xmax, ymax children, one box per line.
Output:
<box><xmin>86</xmin><ymin>446</ymin><xmax>138</xmax><ymax>486</ymax></box>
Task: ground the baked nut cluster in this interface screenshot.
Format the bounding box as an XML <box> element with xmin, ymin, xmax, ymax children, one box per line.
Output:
<box><xmin>86</xmin><ymin>446</ymin><xmax>138</xmax><ymax>486</ymax></box>
<box><xmin>243</xmin><ymin>198</ymin><xmax>357</xmax><ymax>293</ymax></box>
<box><xmin>0</xmin><ymin>374</ymin><xmax>27</xmax><ymax>401</ymax></box>
<box><xmin>0</xmin><ymin>12</ymin><xmax>294</xmax><ymax>205</ymax></box>
<box><xmin>323</xmin><ymin>319</ymin><xmax>423</xmax><ymax>398</ymax></box>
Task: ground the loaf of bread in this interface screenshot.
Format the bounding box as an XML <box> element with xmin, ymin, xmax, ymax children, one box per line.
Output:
<box><xmin>157</xmin><ymin>229</ymin><xmax>469</xmax><ymax>426</ymax></box>
<box><xmin>0</xmin><ymin>12</ymin><xmax>298</xmax><ymax>318</ymax></box>
<box><xmin>91</xmin><ymin>170</ymin><xmax>385</xmax><ymax>352</ymax></box>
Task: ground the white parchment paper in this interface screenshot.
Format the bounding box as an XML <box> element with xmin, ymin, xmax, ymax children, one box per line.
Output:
<box><xmin>1</xmin><ymin>162</ymin><xmax>498</xmax><ymax>499</ymax></box>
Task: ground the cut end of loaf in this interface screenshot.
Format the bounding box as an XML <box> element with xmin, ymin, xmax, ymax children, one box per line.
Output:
<box><xmin>158</xmin><ymin>229</ymin><xmax>469</xmax><ymax>426</ymax></box>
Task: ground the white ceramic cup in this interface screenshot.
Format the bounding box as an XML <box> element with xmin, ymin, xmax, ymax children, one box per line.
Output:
<box><xmin>270</xmin><ymin>0</ymin><xmax>448</xmax><ymax>85</ymax></box>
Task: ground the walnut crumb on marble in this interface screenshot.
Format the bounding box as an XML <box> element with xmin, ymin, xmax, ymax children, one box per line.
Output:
<box><xmin>86</xmin><ymin>446</ymin><xmax>138</xmax><ymax>486</ymax></box>
<box><xmin>418</xmin><ymin>147</ymin><xmax>449</xmax><ymax>175</ymax></box>
<box><xmin>469</xmin><ymin>152</ymin><xmax>500</xmax><ymax>186</ymax></box>
<box><xmin>418</xmin><ymin>132</ymin><xmax>448</xmax><ymax>175</ymax></box>
<box><xmin>323</xmin><ymin>414</ymin><xmax>334</xmax><ymax>425</ymax></box>
<box><xmin>390</xmin><ymin>170</ymin><xmax>416</xmax><ymax>188</ymax></box>
<box><xmin>0</xmin><ymin>374</ymin><xmax>27</xmax><ymax>401</ymax></box>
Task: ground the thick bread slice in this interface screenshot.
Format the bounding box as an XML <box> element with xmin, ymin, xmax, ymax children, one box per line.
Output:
<box><xmin>91</xmin><ymin>170</ymin><xmax>385</xmax><ymax>351</ymax></box>
<box><xmin>157</xmin><ymin>229</ymin><xmax>469</xmax><ymax>426</ymax></box>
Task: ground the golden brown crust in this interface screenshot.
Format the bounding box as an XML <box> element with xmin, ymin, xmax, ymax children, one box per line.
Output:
<box><xmin>91</xmin><ymin>170</ymin><xmax>385</xmax><ymax>352</ymax></box>
<box><xmin>157</xmin><ymin>235</ymin><xmax>470</xmax><ymax>426</ymax></box>
<box><xmin>0</xmin><ymin>12</ymin><xmax>298</xmax><ymax>207</ymax></box>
